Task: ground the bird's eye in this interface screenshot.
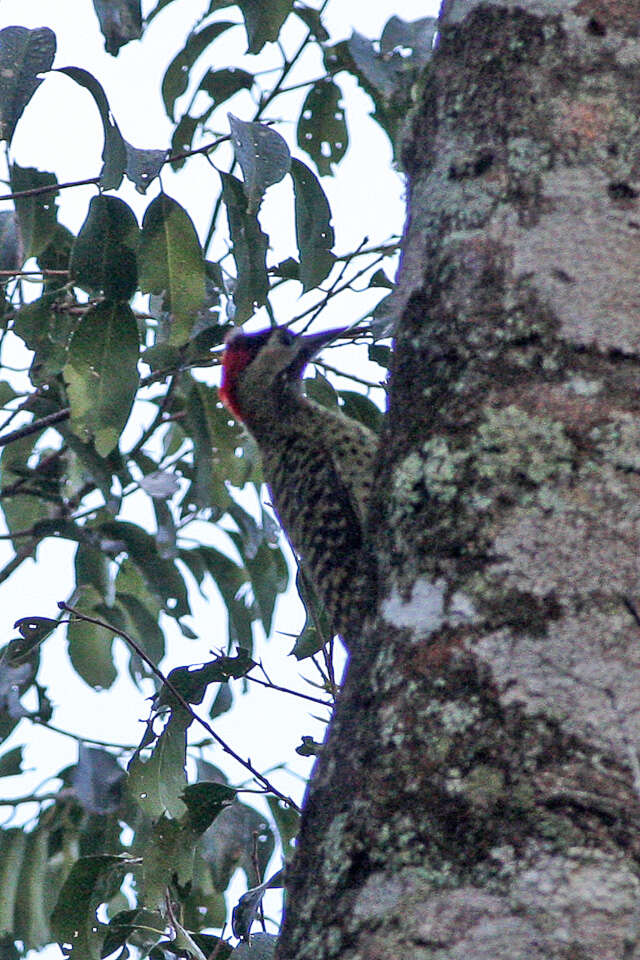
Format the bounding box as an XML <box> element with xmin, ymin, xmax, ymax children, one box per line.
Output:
<box><xmin>279</xmin><ymin>328</ymin><xmax>295</xmax><ymax>346</ymax></box>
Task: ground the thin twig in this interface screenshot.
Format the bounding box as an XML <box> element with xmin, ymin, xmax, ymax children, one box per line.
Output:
<box><xmin>249</xmin><ymin>670</ymin><xmax>331</xmax><ymax>707</ymax></box>
<box><xmin>319</xmin><ymin>360</ymin><xmax>382</xmax><ymax>390</ymax></box>
<box><xmin>59</xmin><ymin>602</ymin><xmax>301</xmax><ymax>812</ymax></box>
<box><xmin>0</xmin><ymin>135</ymin><xmax>233</xmax><ymax>205</ymax></box>
<box><xmin>0</xmin><ymin>408</ymin><xmax>71</xmax><ymax>447</ymax></box>
<box><xmin>0</xmin><ymin>541</ymin><xmax>38</xmax><ymax>586</ymax></box>
<box><xmin>0</xmin><ymin>788</ymin><xmax>73</xmax><ymax>809</ymax></box>
<box><xmin>0</xmin><ymin>269</ymin><xmax>69</xmax><ymax>278</ymax></box>
<box><xmin>293</xmin><ymin>254</ymin><xmax>387</xmax><ymax>325</ymax></box>
<box><xmin>33</xmin><ymin>718</ymin><xmax>137</xmax><ymax>751</ymax></box>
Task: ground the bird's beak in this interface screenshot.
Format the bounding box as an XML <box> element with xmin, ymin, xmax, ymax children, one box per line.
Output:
<box><xmin>294</xmin><ymin>327</ymin><xmax>348</xmax><ymax>372</ymax></box>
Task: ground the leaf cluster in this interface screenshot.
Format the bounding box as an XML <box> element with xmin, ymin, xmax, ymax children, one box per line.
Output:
<box><xmin>0</xmin><ymin>2</ymin><xmax>429</xmax><ymax>955</ymax></box>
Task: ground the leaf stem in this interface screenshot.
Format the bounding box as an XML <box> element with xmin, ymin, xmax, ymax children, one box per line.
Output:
<box><xmin>58</xmin><ymin>602</ymin><xmax>301</xmax><ymax>812</ymax></box>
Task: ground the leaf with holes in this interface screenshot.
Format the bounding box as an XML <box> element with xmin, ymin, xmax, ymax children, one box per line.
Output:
<box><xmin>124</xmin><ymin>141</ymin><xmax>166</xmax><ymax>193</ymax></box>
<box><xmin>380</xmin><ymin>15</ymin><xmax>436</xmax><ymax>67</ymax></box>
<box><xmin>51</xmin><ymin>855</ymin><xmax>133</xmax><ymax>959</ymax></box>
<box><xmin>297</xmin><ymin>79</ymin><xmax>347</xmax><ymax>176</ymax></box>
<box><xmin>10</xmin><ymin>165</ymin><xmax>59</xmax><ymax>258</ymax></box>
<box><xmin>162</xmin><ymin>21</ymin><xmax>236</xmax><ymax>119</ymax></box>
<box><xmin>228</xmin><ymin>115</ymin><xmax>290</xmax><ymax>211</ymax></box>
<box><xmin>290</xmin><ymin>158</ymin><xmax>335</xmax><ymax>290</ymax></box>
<box><xmin>221</xmin><ymin>172</ymin><xmax>269</xmax><ymax>322</ymax></box>
<box><xmin>128</xmin><ymin>710</ymin><xmax>189</xmax><ymax>819</ymax></box>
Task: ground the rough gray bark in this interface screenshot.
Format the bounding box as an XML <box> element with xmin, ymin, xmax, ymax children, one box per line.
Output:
<box><xmin>276</xmin><ymin>2</ymin><xmax>640</xmax><ymax>957</ymax></box>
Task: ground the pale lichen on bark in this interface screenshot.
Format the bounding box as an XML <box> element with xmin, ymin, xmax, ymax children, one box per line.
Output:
<box><xmin>276</xmin><ymin>3</ymin><xmax>640</xmax><ymax>958</ymax></box>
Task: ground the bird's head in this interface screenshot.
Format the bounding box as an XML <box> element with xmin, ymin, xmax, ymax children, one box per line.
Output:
<box><xmin>219</xmin><ymin>325</ymin><xmax>345</xmax><ymax>424</ymax></box>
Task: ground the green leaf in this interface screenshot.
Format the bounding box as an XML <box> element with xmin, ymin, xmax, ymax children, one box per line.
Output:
<box><xmin>67</xmin><ymin>587</ymin><xmax>117</xmax><ymax>689</ymax></box>
<box><xmin>304</xmin><ymin>370</ymin><xmax>339</xmax><ymax>409</ymax></box>
<box><xmin>199</xmin><ymin>67</ymin><xmax>253</xmax><ymax>109</ymax></box>
<box><xmin>290</xmin><ymin>568</ymin><xmax>332</xmax><ymax>659</ymax></box>
<box><xmin>183</xmin><ymin>379</ymin><xmax>247</xmax><ymax>510</ymax></box>
<box><xmin>116</xmin><ymin>592</ymin><xmax>165</xmax><ymax>670</ymax></box>
<box><xmin>237</xmin><ymin>0</ymin><xmax>293</xmax><ymax>54</ymax></box>
<box><xmin>210</xmin><ymin>681</ymin><xmax>233</xmax><ymax>719</ymax></box>
<box><xmin>93</xmin><ymin>0</ymin><xmax>142</xmax><ymax>56</ymax></box>
<box><xmin>70</xmin><ymin>195</ymin><xmax>139</xmax><ymax>300</ymax></box>
<box><xmin>370</xmin><ymin>290</ymin><xmax>395</xmax><ymax>338</ymax></box>
<box><xmin>13</xmin><ymin>826</ymin><xmax>52</xmax><ymax>949</ymax></box>
<box><xmin>51</xmin><ymin>854</ymin><xmax>132</xmax><ymax>959</ymax></box>
<box><xmin>146</xmin><ymin>0</ymin><xmax>180</xmax><ymax>22</ymax></box>
<box><xmin>64</xmin><ymin>300</ymin><xmax>140</xmax><ymax>456</ymax></box>
<box><xmin>100</xmin><ymin>519</ymin><xmax>190</xmax><ymax>618</ymax></box>
<box><xmin>293</xmin><ymin>4</ymin><xmax>329</xmax><ymax>41</ymax></box>
<box><xmin>0</xmin><ymin>211</ymin><xmax>22</xmax><ymax>270</ymax></box>
<box><xmin>0</xmin><ymin>433</ymin><xmax>51</xmax><ymax>536</ymax></box>
<box><xmin>62</xmin><ymin>432</ymin><xmax>121</xmax><ymax>514</ymax></box>
<box><xmin>199</xmin><ymin>795</ymin><xmax>274</xmax><ymax>892</ymax></box>
<box><xmin>138</xmin><ymin>193</ymin><xmax>205</xmax><ymax>344</ymax></box>
<box><xmin>338</xmin><ymin>390</ymin><xmax>382</xmax><ymax>433</ymax></box>
<box><xmin>197</xmin><ymin>545</ymin><xmax>254</xmax><ymax>650</ymax></box>
<box><xmin>297</xmin><ymin>79</ymin><xmax>347</xmax><ymax>176</ymax></box>
<box><xmin>348</xmin><ymin>30</ymin><xmax>398</xmax><ymax>99</ymax></box>
<box><xmin>0</xmin><ymin>379</ymin><xmax>18</xmax><ymax>408</ymax></box>
<box><xmin>138</xmin><ymin>816</ymin><xmax>193</xmax><ymax>910</ymax></box>
<box><xmin>0</xmin><ymin>745</ymin><xmax>22</xmax><ymax>777</ymax></box>
<box><xmin>230</xmin><ymin>933</ymin><xmax>277</xmax><ymax>958</ymax></box>
<box><xmin>72</xmin><ymin>745</ymin><xmax>124</xmax><ymax>814</ymax></box>
<box><xmin>228</xmin><ymin>115</ymin><xmax>291</xmax><ymax>211</ymax></box>
<box><xmin>124</xmin><ymin>141</ymin><xmax>166</xmax><ymax>193</ymax></box>
<box><xmin>0</xmin><ymin>828</ymin><xmax>27</xmax><ymax>936</ymax></box>
<box><xmin>246</xmin><ymin>541</ymin><xmax>287</xmax><ymax>635</ymax></box>
<box><xmin>182</xmin><ymin>782</ymin><xmax>236</xmax><ymax>836</ymax></box>
<box><xmin>100</xmin><ymin>908</ymin><xmax>167</xmax><ymax>960</ymax></box>
<box><xmin>266</xmin><ymin>795</ymin><xmax>299</xmax><ymax>851</ymax></box>
<box><xmin>75</xmin><ymin>543</ymin><xmax>111</xmax><ymax>599</ymax></box>
<box><xmin>227</xmin><ymin>509</ymin><xmax>288</xmax><ymax>636</ymax></box>
<box><xmin>380</xmin><ymin>15</ymin><xmax>437</xmax><ymax>67</ymax></box>
<box><xmin>38</xmin><ymin>223</ymin><xmax>75</xmax><ymax>292</ymax></box>
<box><xmin>162</xmin><ymin>21</ymin><xmax>236</xmax><ymax>120</ymax></box>
<box><xmin>290</xmin><ymin>158</ymin><xmax>335</xmax><ymax>291</ymax></box>
<box><xmin>12</xmin><ymin>288</ymin><xmax>73</xmax><ymax>385</ymax></box>
<box><xmin>128</xmin><ymin>710</ymin><xmax>189</xmax><ymax>819</ymax></box>
<box><xmin>57</xmin><ymin>67</ymin><xmax>126</xmax><ymax>189</ymax></box>
<box><xmin>161</xmin><ymin>649</ymin><xmax>255</xmax><ymax>708</ymax></box>
<box><xmin>296</xmin><ymin>734</ymin><xmax>322</xmax><ymax>756</ymax></box>
<box><xmin>0</xmin><ymin>26</ymin><xmax>56</xmax><ymax>143</ymax></box>
<box><xmin>221</xmin><ymin>172</ymin><xmax>269</xmax><ymax>322</ymax></box>
<box><xmin>10</xmin><ymin>165</ymin><xmax>59</xmax><ymax>258</ymax></box>
<box><xmin>170</xmin><ymin>113</ymin><xmax>200</xmax><ymax>168</ymax></box>
<box><xmin>368</xmin><ymin>342</ymin><xmax>392</xmax><ymax>369</ymax></box>
<box><xmin>13</xmin><ymin>616</ymin><xmax>58</xmax><ymax>649</ymax></box>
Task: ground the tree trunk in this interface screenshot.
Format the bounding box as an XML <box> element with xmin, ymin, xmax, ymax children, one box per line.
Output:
<box><xmin>276</xmin><ymin>2</ymin><xmax>640</xmax><ymax>957</ymax></box>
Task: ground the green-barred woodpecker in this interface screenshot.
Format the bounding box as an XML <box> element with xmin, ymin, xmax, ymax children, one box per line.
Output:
<box><xmin>220</xmin><ymin>326</ymin><xmax>378</xmax><ymax>646</ymax></box>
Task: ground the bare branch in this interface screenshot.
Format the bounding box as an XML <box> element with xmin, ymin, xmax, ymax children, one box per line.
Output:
<box><xmin>58</xmin><ymin>602</ymin><xmax>301</xmax><ymax>812</ymax></box>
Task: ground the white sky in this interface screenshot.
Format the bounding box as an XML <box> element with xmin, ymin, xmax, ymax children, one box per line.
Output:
<box><xmin>0</xmin><ymin>0</ymin><xmax>440</xmax><ymax>952</ymax></box>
